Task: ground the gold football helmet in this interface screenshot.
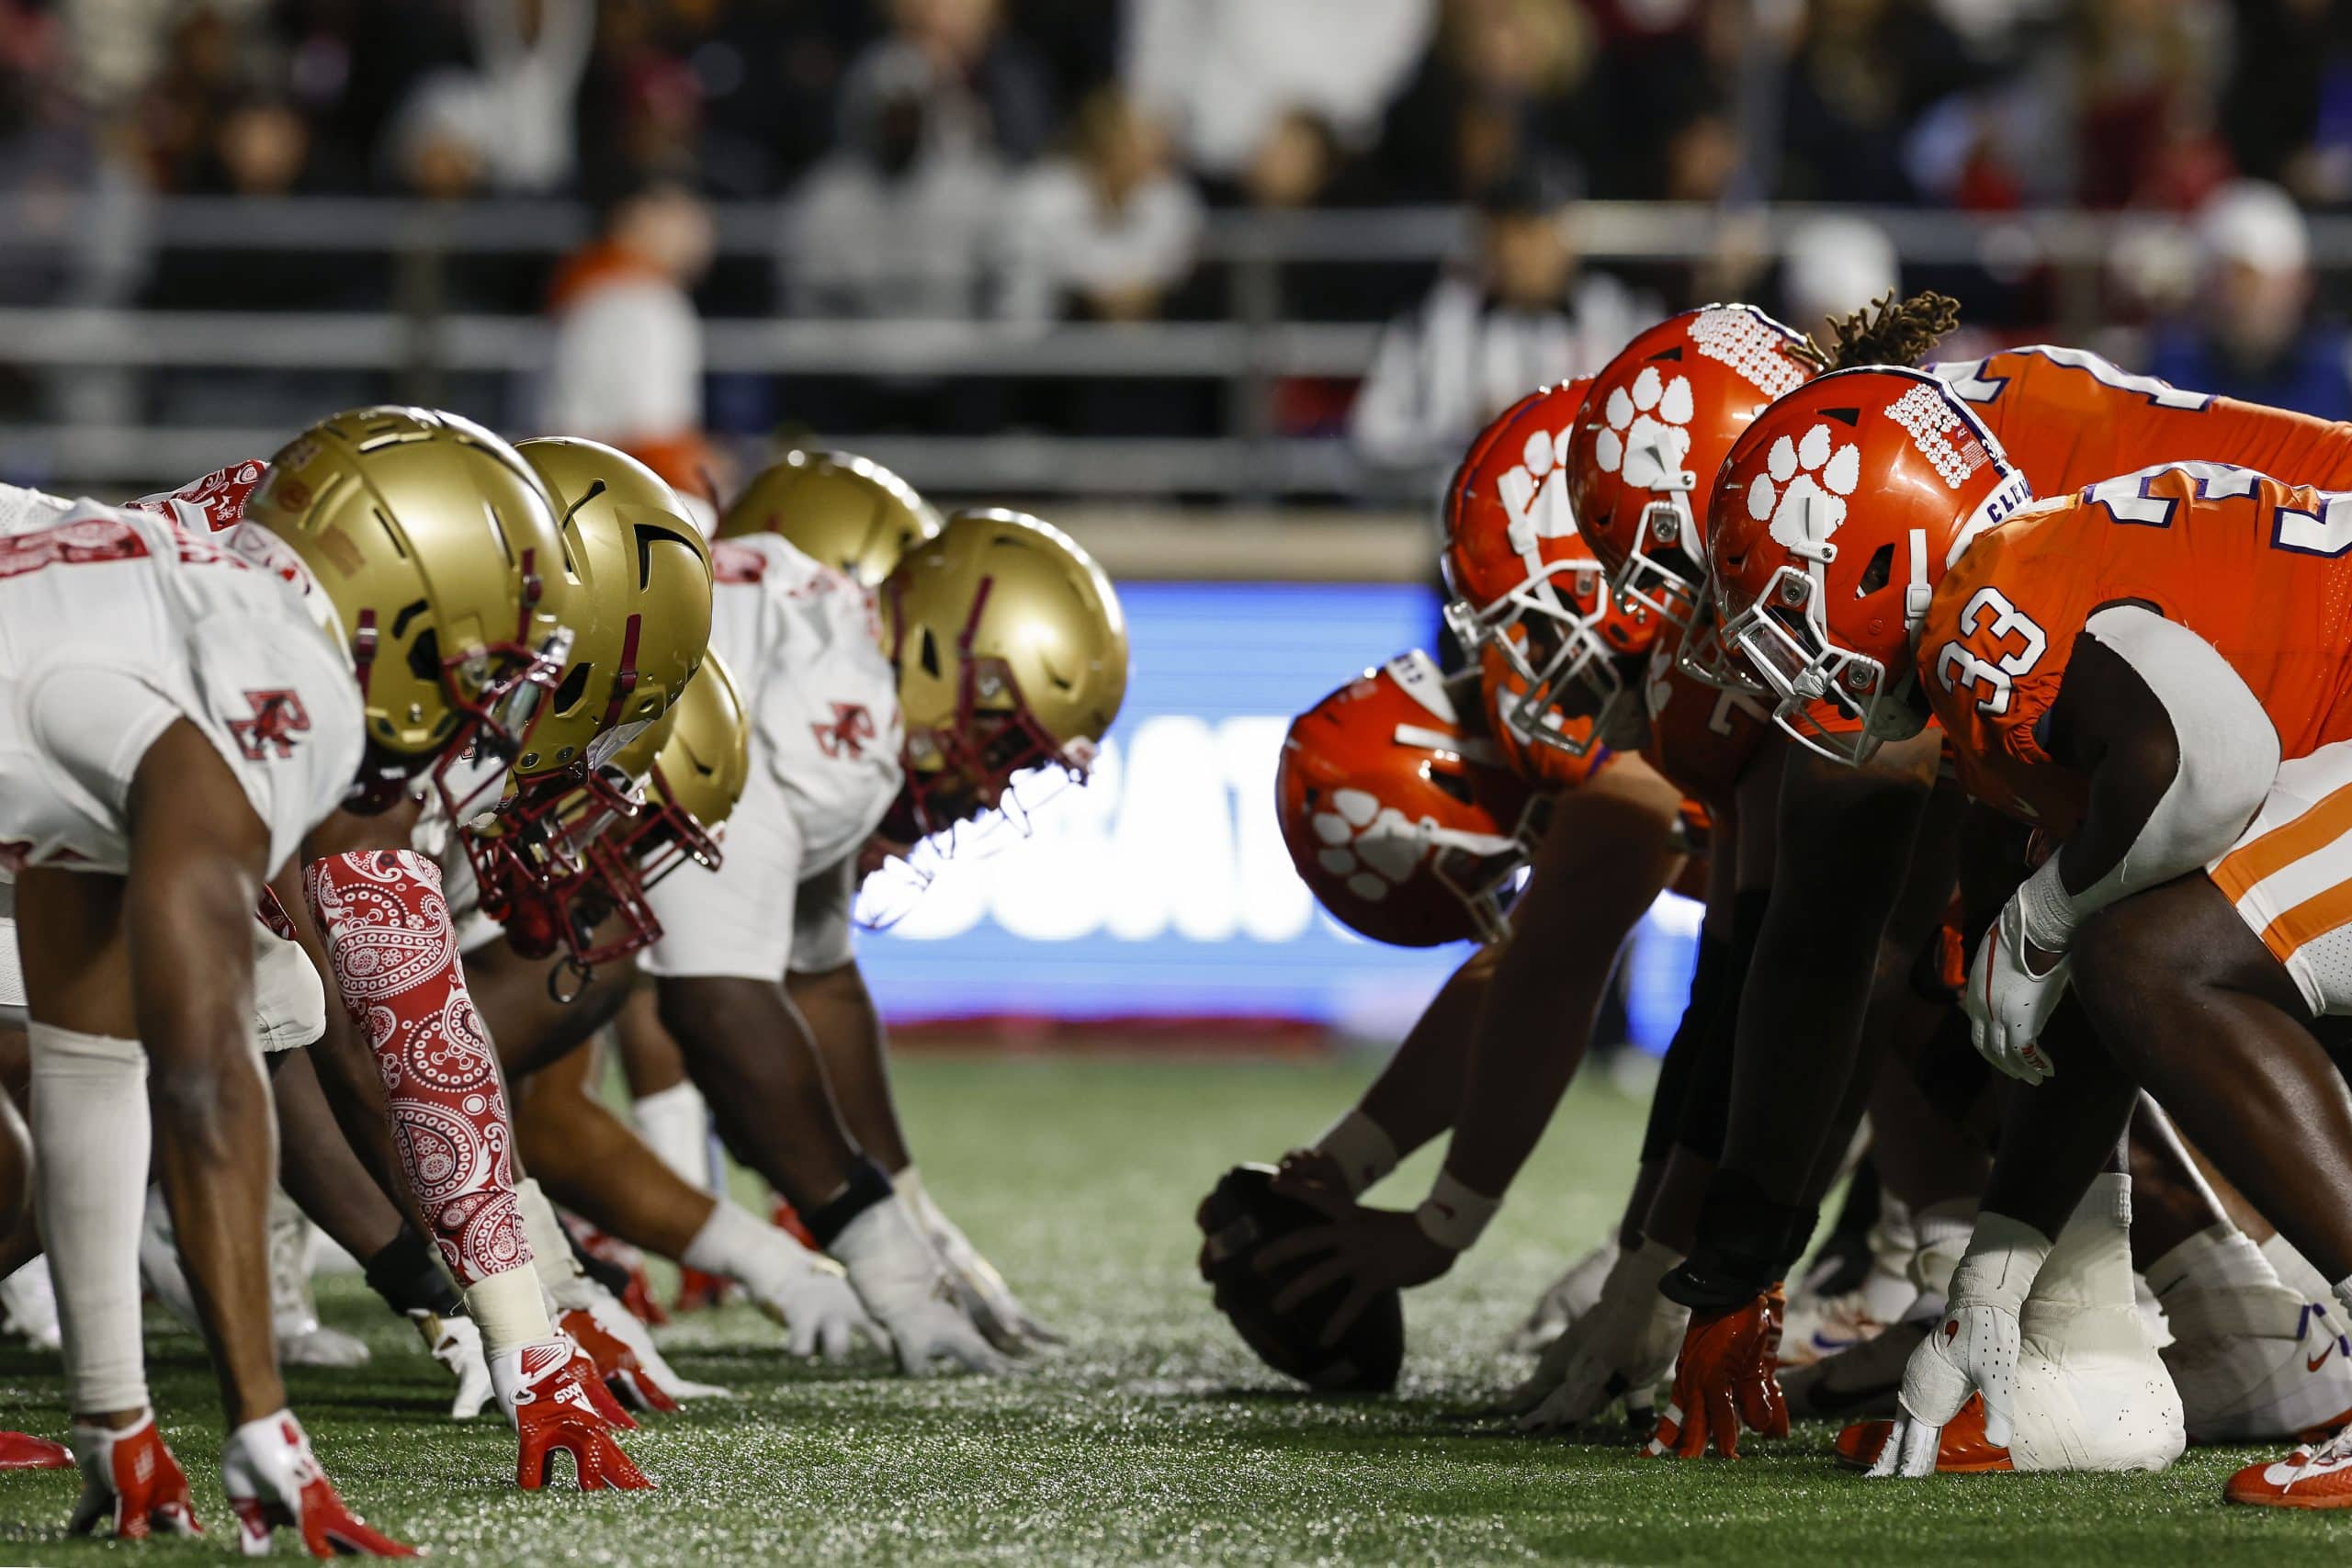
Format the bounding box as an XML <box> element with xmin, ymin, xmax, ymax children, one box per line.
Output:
<box><xmin>717</xmin><ymin>449</ymin><xmax>941</xmax><ymax>586</ymax></box>
<box><xmin>876</xmin><ymin>508</ymin><xmax>1127</xmax><ymax>842</ymax></box>
<box><xmin>242</xmin><ymin>406</ymin><xmax>574</xmax><ymax>813</ymax></box>
<box><xmin>512</xmin><ymin>437</ymin><xmax>714</xmax><ymax>778</ymax></box>
<box><xmin>496</xmin><ymin>654</ymin><xmax>752</xmax><ymax>974</ymax></box>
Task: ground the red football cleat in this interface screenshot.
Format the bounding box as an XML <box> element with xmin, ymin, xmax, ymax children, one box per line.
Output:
<box><xmin>772</xmin><ymin>1197</ymin><xmax>818</xmax><ymax>1251</ymax></box>
<box><xmin>673</xmin><ymin>1266</ymin><xmax>731</xmax><ymax>1314</ymax></box>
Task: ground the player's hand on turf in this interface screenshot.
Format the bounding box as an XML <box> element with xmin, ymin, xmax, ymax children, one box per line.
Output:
<box><xmin>220</xmin><ymin>1411</ymin><xmax>415</xmax><ymax>1557</ymax></box>
<box><xmin>1646</xmin><ymin>1288</ymin><xmax>1789</xmax><ymax>1460</ymax></box>
<box><xmin>1868</xmin><ymin>1300</ymin><xmax>2025</xmax><ymax>1477</ymax></box>
<box><xmin>831</xmin><ymin>1197</ymin><xmax>1015</xmax><ymax>1376</ymax></box>
<box><xmin>745</xmin><ymin>1239</ymin><xmax>885</xmax><ymax>1361</ymax></box>
<box><xmin>1869</xmin><ymin>1213</ymin><xmax>2049</xmax><ymax>1479</ymax></box>
<box><xmin>561</xmin><ymin>1295</ymin><xmax>732</xmax><ymax>1411</ymax></box>
<box><xmin>924</xmin><ymin>1204</ymin><xmax>1063</xmax><ymax>1353</ymax></box>
<box><xmin>68</xmin><ymin>1414</ymin><xmax>202</xmax><ymax>1540</ymax></box>
<box><xmin>1255</xmin><ymin>1205</ymin><xmax>1455</xmax><ymax>1348</ymax></box>
<box><xmin>408</xmin><ymin>1308</ymin><xmax>493</xmax><ymax>1419</ymax></box>
<box><xmin>491</xmin><ymin>1340</ymin><xmax>654</xmax><ymax>1492</ymax></box>
<box><xmin>1507</xmin><ymin>1240</ymin><xmax>1685</xmax><ymax>1430</ymax></box>
<box><xmin>1964</xmin><ymin>893</ymin><xmax>2070</xmax><ymax>1085</ymax></box>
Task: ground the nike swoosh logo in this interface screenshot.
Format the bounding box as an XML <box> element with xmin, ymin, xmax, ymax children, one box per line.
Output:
<box><xmin>1810</xmin><ymin>1331</ymin><xmax>1859</xmax><ymax>1353</ymax></box>
<box><xmin>2312</xmin><ymin>1347</ymin><xmax>2335</xmax><ymax>1373</ymax></box>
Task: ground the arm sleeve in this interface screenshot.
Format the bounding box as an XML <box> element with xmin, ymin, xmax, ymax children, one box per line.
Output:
<box><xmin>2047</xmin><ymin>604</ymin><xmax>2279</xmax><ymax>926</ymax></box>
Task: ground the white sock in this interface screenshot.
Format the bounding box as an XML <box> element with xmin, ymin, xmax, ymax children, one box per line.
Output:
<box><xmin>2145</xmin><ymin>1221</ymin><xmax>2281</xmax><ymax>1303</ymax></box>
<box><xmin>632</xmin><ymin>1082</ymin><xmax>716</xmax><ymax>1192</ymax></box>
<box><xmin>28</xmin><ymin>1022</ymin><xmax>151</xmax><ymax>1414</ymax></box>
<box><xmin>516</xmin><ymin>1179</ymin><xmax>595</xmax><ymax>1313</ymax></box>
<box><xmin>683</xmin><ymin>1198</ymin><xmax>810</xmax><ymax>1294</ymax></box>
<box><xmin>2264</xmin><ymin>1233</ymin><xmax>2337</xmax><ymax>1303</ymax></box>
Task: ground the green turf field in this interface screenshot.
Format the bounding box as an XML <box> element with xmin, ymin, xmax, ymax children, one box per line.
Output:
<box><xmin>0</xmin><ymin>1052</ymin><xmax>2346</xmax><ymax>1565</ymax></box>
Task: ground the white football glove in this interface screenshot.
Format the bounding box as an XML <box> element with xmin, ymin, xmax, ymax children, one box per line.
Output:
<box><xmin>901</xmin><ymin>1171</ymin><xmax>1060</xmax><ymax>1353</ymax></box>
<box><xmin>1503</xmin><ymin>1238</ymin><xmax>1685</xmax><ymax>1430</ymax></box>
<box><xmin>741</xmin><ymin>1228</ymin><xmax>884</xmax><ymax>1361</ymax></box>
<box><xmin>1870</xmin><ymin>1213</ymin><xmax>2052</xmax><ymax>1478</ymax></box>
<box><xmin>1963</xmin><ymin>888</ymin><xmax>2070</xmax><ymax>1085</ymax></box>
<box><xmin>408</xmin><ymin>1308</ymin><xmax>493</xmax><ymax>1419</ymax></box>
<box><xmin>1508</xmin><ymin>1236</ymin><xmax>1620</xmax><ymax>1354</ymax></box>
<box><xmin>831</xmin><ymin>1196</ymin><xmax>1013</xmax><ymax>1376</ymax></box>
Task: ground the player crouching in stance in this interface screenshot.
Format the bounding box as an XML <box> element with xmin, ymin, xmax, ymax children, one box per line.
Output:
<box><xmin>0</xmin><ymin>406</ymin><xmax>610</xmax><ymax>1551</ymax></box>
<box><xmin>1703</xmin><ymin>367</ymin><xmax>2352</xmax><ymax>1496</ymax></box>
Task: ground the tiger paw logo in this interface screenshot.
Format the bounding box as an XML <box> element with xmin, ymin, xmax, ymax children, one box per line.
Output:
<box><xmin>1593</xmin><ymin>366</ymin><xmax>1694</xmax><ymax>491</ymax></box>
<box><xmin>1745</xmin><ymin>423</ymin><xmax>1860</xmax><ymax>557</ymax></box>
<box><xmin>1308</xmin><ymin>788</ymin><xmax>1427</xmax><ymax>902</ymax></box>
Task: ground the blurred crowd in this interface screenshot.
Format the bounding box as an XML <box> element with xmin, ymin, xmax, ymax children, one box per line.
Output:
<box><xmin>8</xmin><ymin>0</ymin><xmax>2352</xmax><ymax>491</ymax></box>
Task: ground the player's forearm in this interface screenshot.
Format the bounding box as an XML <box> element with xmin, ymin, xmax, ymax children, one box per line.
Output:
<box><xmin>1438</xmin><ymin>779</ymin><xmax>1682</xmax><ymax>1204</ymax></box>
<box><xmin>1338</xmin><ymin>944</ymin><xmax>1497</xmax><ymax>1174</ymax></box>
<box><xmin>786</xmin><ymin>961</ymin><xmax>910</xmax><ymax>1173</ymax></box>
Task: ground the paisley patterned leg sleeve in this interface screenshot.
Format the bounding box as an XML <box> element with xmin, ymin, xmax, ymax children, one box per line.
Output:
<box><xmin>303</xmin><ymin>850</ymin><xmax>537</xmax><ymax>1296</ymax></box>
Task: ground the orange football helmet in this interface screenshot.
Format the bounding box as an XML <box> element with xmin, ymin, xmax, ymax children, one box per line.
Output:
<box><xmin>1442</xmin><ymin>380</ymin><xmax>1661</xmax><ymax>755</ymax></box>
<box><xmin>1276</xmin><ymin>651</ymin><xmax>1537</xmax><ymax>947</ymax></box>
<box><xmin>1707</xmin><ymin>367</ymin><xmax>2033</xmax><ymax>763</ymax></box>
<box><xmin>1565</xmin><ymin>305</ymin><xmax>1815</xmax><ymax>626</ymax></box>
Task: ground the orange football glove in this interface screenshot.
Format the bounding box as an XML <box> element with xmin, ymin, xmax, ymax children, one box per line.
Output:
<box><xmin>1647</xmin><ymin>1285</ymin><xmax>1789</xmax><ymax>1460</ymax></box>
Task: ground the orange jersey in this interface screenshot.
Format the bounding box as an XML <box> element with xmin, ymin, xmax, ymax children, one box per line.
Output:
<box><xmin>1932</xmin><ymin>345</ymin><xmax>2352</xmax><ymax>495</ymax></box>
<box><xmin>1639</xmin><ymin>631</ymin><xmax>1772</xmax><ymax>815</ymax></box>
<box><xmin>1923</xmin><ymin>462</ymin><xmax>2352</xmax><ymax>830</ymax></box>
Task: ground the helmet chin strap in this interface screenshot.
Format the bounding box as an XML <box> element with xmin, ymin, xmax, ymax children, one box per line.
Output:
<box><xmin>1904</xmin><ymin>526</ymin><xmax>1932</xmax><ymax>635</ymax></box>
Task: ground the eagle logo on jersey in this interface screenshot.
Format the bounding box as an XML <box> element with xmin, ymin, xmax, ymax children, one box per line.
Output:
<box><xmin>1747</xmin><ymin>423</ymin><xmax>1860</xmax><ymax>558</ymax></box>
<box><xmin>229</xmin><ymin>689</ymin><xmax>312</xmax><ymax>761</ymax></box>
<box><xmin>813</xmin><ymin>701</ymin><xmax>876</xmax><ymax>760</ymax></box>
<box><xmin>1593</xmin><ymin>366</ymin><xmax>1694</xmax><ymax>492</ymax></box>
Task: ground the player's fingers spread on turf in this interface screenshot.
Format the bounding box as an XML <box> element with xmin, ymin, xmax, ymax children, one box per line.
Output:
<box><xmin>1705</xmin><ymin>1382</ymin><xmax>1741</xmax><ymax>1459</ymax></box>
<box><xmin>1896</xmin><ymin>1417</ymin><xmax>1942</xmax><ymax>1478</ymax></box>
<box><xmin>1980</xmin><ymin>1382</ymin><xmax>2016</xmax><ymax>1449</ymax></box>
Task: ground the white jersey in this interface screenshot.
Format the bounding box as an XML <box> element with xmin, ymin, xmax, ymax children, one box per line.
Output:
<box><xmin>642</xmin><ymin>535</ymin><xmax>900</xmax><ymax>981</ymax></box>
<box><xmin>0</xmin><ymin>501</ymin><xmax>363</xmax><ymax>882</ymax></box>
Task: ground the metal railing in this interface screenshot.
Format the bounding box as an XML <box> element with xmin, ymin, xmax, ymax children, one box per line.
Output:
<box><xmin>0</xmin><ymin>194</ymin><xmax>2308</xmax><ymax>496</ymax></box>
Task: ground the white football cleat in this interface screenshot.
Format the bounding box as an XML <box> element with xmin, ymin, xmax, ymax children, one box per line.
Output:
<box><xmin>2163</xmin><ymin>1284</ymin><xmax>2352</xmax><ymax>1443</ymax></box>
<box><xmin>1507</xmin><ymin>1235</ymin><xmax>1619</xmax><ymax>1354</ymax></box>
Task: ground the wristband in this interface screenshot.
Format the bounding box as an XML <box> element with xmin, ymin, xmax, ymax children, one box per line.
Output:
<box><xmin>802</xmin><ymin>1158</ymin><xmax>896</xmax><ymax>1250</ymax></box>
<box><xmin>1415</xmin><ymin>1169</ymin><xmax>1500</xmax><ymax>1252</ymax></box>
<box><xmin>363</xmin><ymin>1224</ymin><xmax>463</xmax><ymax>1318</ymax></box>
<box><xmin>1315</xmin><ymin>1111</ymin><xmax>1400</xmax><ymax>1198</ymax></box>
<box><xmin>2015</xmin><ymin>853</ymin><xmax>2082</xmax><ymax>953</ymax></box>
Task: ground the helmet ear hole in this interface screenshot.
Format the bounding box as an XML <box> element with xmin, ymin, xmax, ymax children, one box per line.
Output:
<box><xmin>1856</xmin><ymin>543</ymin><xmax>1894</xmax><ymax>597</ymax></box>
<box><xmin>1425</xmin><ymin>767</ymin><xmax>1476</xmax><ymax>807</ymax></box>
<box><xmin>405</xmin><ymin>626</ymin><xmax>440</xmax><ymax>686</ymax></box>
<box><xmin>918</xmin><ymin>626</ymin><xmax>943</xmax><ymax>680</ymax></box>
<box><xmin>551</xmin><ymin>659</ymin><xmax>593</xmax><ymax>716</ymax></box>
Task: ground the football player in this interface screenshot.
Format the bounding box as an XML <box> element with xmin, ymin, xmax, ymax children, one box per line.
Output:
<box><xmin>0</xmin><ymin>406</ymin><xmax>609</xmax><ymax>1551</ymax></box>
<box><xmin>1669</xmin><ymin>342</ymin><xmax>2352</xmax><ymax>1462</ymax></box>
<box><xmin>1705</xmin><ymin>366</ymin><xmax>2352</xmax><ymax>1499</ymax></box>
<box><xmin>1222</xmin><ymin>381</ymin><xmax>1691</xmax><ymax>1373</ymax></box>
<box><xmin>447</xmin><ymin>469</ymin><xmax>1126</xmax><ymax>1371</ymax></box>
